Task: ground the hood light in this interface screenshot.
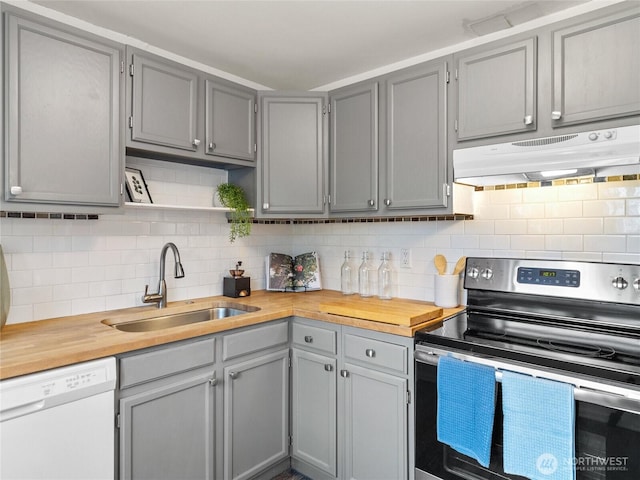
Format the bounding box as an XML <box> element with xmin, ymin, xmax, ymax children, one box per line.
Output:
<box><xmin>524</xmin><ymin>168</ymin><xmax>595</xmax><ymax>182</ymax></box>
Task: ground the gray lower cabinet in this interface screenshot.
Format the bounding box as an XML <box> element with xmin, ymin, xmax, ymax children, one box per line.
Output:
<box><xmin>128</xmin><ymin>48</ymin><xmax>201</xmax><ymax>152</ymax></box>
<box><xmin>342</xmin><ymin>363</ymin><xmax>407</xmax><ymax>480</ymax></box>
<box><xmin>117</xmin><ymin>338</ymin><xmax>217</xmax><ymax>480</ymax></box>
<box><xmin>223</xmin><ymin>349</ymin><xmax>290</xmax><ymax>480</ymax></box>
<box><xmin>329</xmin><ymin>83</ymin><xmax>379</xmax><ymax>213</ymax></box>
<box><xmin>258</xmin><ymin>93</ymin><xmax>328</xmax><ymax>217</ymax></box>
<box><xmin>551</xmin><ymin>7</ymin><xmax>640</xmax><ymax>127</ymax></box>
<box><xmin>4</xmin><ymin>10</ymin><xmax>123</xmax><ymax>207</ymax></box>
<box><xmin>205</xmin><ymin>80</ymin><xmax>256</xmax><ymax>161</ymax></box>
<box><xmin>384</xmin><ymin>60</ymin><xmax>449</xmax><ymax>210</ymax></box>
<box><xmin>291</xmin><ymin>319</ymin><xmax>412</xmax><ymax>480</ymax></box>
<box><xmin>221</xmin><ymin>320</ymin><xmax>290</xmax><ymax>480</ymax></box>
<box><xmin>454</xmin><ymin>37</ymin><xmax>537</xmax><ymax>141</ymax></box>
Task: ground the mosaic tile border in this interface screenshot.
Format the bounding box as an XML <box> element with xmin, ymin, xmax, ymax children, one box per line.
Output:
<box><xmin>250</xmin><ymin>214</ymin><xmax>473</xmax><ymax>225</ymax></box>
<box><xmin>0</xmin><ymin>211</ymin><xmax>100</xmax><ymax>220</ymax></box>
<box><xmin>472</xmin><ymin>173</ymin><xmax>639</xmax><ymax>191</ymax></box>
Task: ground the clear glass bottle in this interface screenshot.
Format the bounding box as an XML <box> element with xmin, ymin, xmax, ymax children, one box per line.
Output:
<box><xmin>378</xmin><ymin>251</ymin><xmax>393</xmax><ymax>300</ymax></box>
<box><xmin>358</xmin><ymin>251</ymin><xmax>377</xmax><ymax>298</ymax></box>
<box><xmin>340</xmin><ymin>251</ymin><xmax>354</xmax><ymax>295</ymax></box>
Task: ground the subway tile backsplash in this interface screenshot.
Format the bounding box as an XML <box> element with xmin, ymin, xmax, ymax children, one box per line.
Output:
<box><xmin>1</xmin><ymin>179</ymin><xmax>638</xmax><ymax>324</ymax></box>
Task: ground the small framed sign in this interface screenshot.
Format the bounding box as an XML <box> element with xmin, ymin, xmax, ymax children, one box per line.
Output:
<box><xmin>124</xmin><ymin>167</ymin><xmax>153</xmax><ymax>203</ymax></box>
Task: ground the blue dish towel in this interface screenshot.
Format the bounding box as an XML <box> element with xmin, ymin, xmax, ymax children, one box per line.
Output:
<box><xmin>437</xmin><ymin>355</ymin><xmax>496</xmax><ymax>467</ymax></box>
<box><xmin>502</xmin><ymin>371</ymin><xmax>575</xmax><ymax>480</ymax></box>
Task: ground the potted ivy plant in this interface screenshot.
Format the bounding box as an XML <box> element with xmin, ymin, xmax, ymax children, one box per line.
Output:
<box><xmin>216</xmin><ymin>183</ymin><xmax>252</xmax><ymax>243</ymax></box>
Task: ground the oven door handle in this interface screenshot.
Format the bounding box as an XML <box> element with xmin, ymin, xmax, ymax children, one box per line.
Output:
<box><xmin>416</xmin><ymin>348</ymin><xmax>640</xmax><ymax>415</ymax></box>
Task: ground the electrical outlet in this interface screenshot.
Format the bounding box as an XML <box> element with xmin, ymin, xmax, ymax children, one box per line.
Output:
<box><xmin>400</xmin><ymin>248</ymin><xmax>411</xmax><ymax>268</ymax></box>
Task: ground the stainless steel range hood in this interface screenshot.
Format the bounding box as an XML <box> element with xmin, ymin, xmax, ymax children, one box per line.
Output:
<box><xmin>453</xmin><ymin>125</ymin><xmax>640</xmax><ymax>186</ymax></box>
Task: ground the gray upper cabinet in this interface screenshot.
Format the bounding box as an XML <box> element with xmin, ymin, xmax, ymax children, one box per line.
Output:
<box><xmin>4</xmin><ymin>12</ymin><xmax>122</xmax><ymax>206</ymax></box>
<box><xmin>329</xmin><ymin>83</ymin><xmax>379</xmax><ymax>213</ymax></box>
<box><xmin>129</xmin><ymin>49</ymin><xmax>200</xmax><ymax>152</ymax></box>
<box><xmin>205</xmin><ymin>80</ymin><xmax>256</xmax><ymax>161</ymax></box>
<box><xmin>385</xmin><ymin>61</ymin><xmax>449</xmax><ymax>210</ymax></box>
<box><xmin>551</xmin><ymin>8</ymin><xmax>640</xmax><ymax>127</ymax></box>
<box><xmin>259</xmin><ymin>94</ymin><xmax>327</xmax><ymax>216</ymax></box>
<box><xmin>455</xmin><ymin>37</ymin><xmax>537</xmax><ymax>141</ymax></box>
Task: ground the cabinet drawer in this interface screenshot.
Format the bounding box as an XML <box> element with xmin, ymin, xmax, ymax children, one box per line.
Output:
<box><xmin>222</xmin><ymin>321</ymin><xmax>289</xmax><ymax>361</ymax></box>
<box><xmin>343</xmin><ymin>334</ymin><xmax>407</xmax><ymax>374</ymax></box>
<box><xmin>292</xmin><ymin>323</ymin><xmax>337</xmax><ymax>355</ymax></box>
<box><xmin>119</xmin><ymin>338</ymin><xmax>215</xmax><ymax>389</ymax></box>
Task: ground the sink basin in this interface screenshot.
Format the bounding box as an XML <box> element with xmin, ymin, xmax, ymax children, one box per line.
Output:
<box><xmin>104</xmin><ymin>303</ymin><xmax>260</xmax><ymax>332</ymax></box>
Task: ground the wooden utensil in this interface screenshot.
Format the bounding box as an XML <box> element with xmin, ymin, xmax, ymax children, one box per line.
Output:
<box><xmin>434</xmin><ymin>254</ymin><xmax>447</xmax><ymax>275</ymax></box>
<box><xmin>452</xmin><ymin>256</ymin><xmax>467</xmax><ymax>276</ymax></box>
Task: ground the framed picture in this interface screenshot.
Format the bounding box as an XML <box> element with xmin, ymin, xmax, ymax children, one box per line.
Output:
<box><xmin>124</xmin><ymin>167</ymin><xmax>153</xmax><ymax>203</ymax></box>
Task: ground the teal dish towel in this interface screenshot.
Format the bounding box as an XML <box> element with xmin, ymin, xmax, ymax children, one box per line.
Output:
<box><xmin>502</xmin><ymin>371</ymin><xmax>575</xmax><ymax>480</ymax></box>
<box><xmin>436</xmin><ymin>355</ymin><xmax>496</xmax><ymax>467</ymax></box>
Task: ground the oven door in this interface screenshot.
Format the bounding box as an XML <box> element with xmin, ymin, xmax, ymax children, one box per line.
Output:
<box><xmin>415</xmin><ymin>347</ymin><xmax>640</xmax><ymax>480</ymax></box>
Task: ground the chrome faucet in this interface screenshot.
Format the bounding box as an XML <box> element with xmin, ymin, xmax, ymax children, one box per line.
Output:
<box><xmin>142</xmin><ymin>242</ymin><xmax>185</xmax><ymax>308</ymax></box>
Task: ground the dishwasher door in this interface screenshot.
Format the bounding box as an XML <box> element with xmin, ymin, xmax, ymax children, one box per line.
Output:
<box><xmin>0</xmin><ymin>357</ymin><xmax>116</xmax><ymax>480</ymax></box>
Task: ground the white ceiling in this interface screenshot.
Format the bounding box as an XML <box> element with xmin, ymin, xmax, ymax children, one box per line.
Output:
<box><xmin>31</xmin><ymin>0</ymin><xmax>590</xmax><ymax>90</ymax></box>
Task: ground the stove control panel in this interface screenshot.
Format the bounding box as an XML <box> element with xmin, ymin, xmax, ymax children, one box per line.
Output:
<box><xmin>464</xmin><ymin>257</ymin><xmax>640</xmax><ymax>305</ymax></box>
<box><xmin>517</xmin><ymin>267</ymin><xmax>580</xmax><ymax>287</ymax></box>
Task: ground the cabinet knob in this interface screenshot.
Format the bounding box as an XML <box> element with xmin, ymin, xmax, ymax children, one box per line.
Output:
<box><xmin>304</xmin><ymin>335</ymin><xmax>313</xmax><ymax>343</ymax></box>
<box><xmin>340</xmin><ymin>370</ymin><xmax>349</xmax><ymax>378</ymax></box>
<box><xmin>523</xmin><ymin>115</ymin><xmax>533</xmax><ymax>125</ymax></box>
<box><xmin>324</xmin><ymin>364</ymin><xmax>333</xmax><ymax>372</ymax></box>
<box><xmin>209</xmin><ymin>142</ymin><xmax>216</xmax><ymax>151</ymax></box>
<box><xmin>368</xmin><ymin>199</ymin><xmax>375</xmax><ymax>207</ymax></box>
<box><xmin>551</xmin><ymin>111</ymin><xmax>562</xmax><ymax>120</ymax></box>
<box><xmin>10</xmin><ymin>186</ymin><xmax>22</xmax><ymax>195</ymax></box>
<box><xmin>263</xmin><ymin>202</ymin><xmax>269</xmax><ymax>210</ymax></box>
<box><xmin>384</xmin><ymin>199</ymin><xmax>391</xmax><ymax>207</ymax></box>
<box><xmin>229</xmin><ymin>371</ymin><xmax>239</xmax><ymax>380</ymax></box>
<box><xmin>209</xmin><ymin>377</ymin><xmax>218</xmax><ymax>386</ymax></box>
<box><xmin>193</xmin><ymin>138</ymin><xmax>201</xmax><ymax>147</ymax></box>
<box><xmin>365</xmin><ymin>348</ymin><xmax>376</xmax><ymax>358</ymax></box>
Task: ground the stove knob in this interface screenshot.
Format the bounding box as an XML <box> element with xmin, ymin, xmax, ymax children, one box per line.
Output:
<box><xmin>611</xmin><ymin>276</ymin><xmax>628</xmax><ymax>290</ymax></box>
<box><xmin>466</xmin><ymin>267</ymin><xmax>479</xmax><ymax>279</ymax></box>
<box><xmin>481</xmin><ymin>268</ymin><xmax>493</xmax><ymax>280</ymax></box>
<box><xmin>633</xmin><ymin>278</ymin><xmax>640</xmax><ymax>292</ymax></box>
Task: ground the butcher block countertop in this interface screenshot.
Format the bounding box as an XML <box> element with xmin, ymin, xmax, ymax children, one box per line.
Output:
<box><xmin>0</xmin><ymin>290</ymin><xmax>463</xmax><ymax>380</ymax></box>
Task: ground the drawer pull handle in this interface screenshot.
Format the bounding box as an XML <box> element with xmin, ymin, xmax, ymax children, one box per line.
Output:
<box><xmin>304</xmin><ymin>335</ymin><xmax>313</xmax><ymax>343</ymax></box>
<box><xmin>325</xmin><ymin>364</ymin><xmax>333</xmax><ymax>372</ymax></box>
<box><xmin>229</xmin><ymin>371</ymin><xmax>239</xmax><ymax>380</ymax></box>
<box><xmin>340</xmin><ymin>369</ymin><xmax>349</xmax><ymax>378</ymax></box>
<box><xmin>365</xmin><ymin>349</ymin><xmax>376</xmax><ymax>358</ymax></box>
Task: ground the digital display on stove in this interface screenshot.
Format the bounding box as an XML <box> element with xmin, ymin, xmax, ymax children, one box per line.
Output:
<box><xmin>517</xmin><ymin>267</ymin><xmax>580</xmax><ymax>287</ymax></box>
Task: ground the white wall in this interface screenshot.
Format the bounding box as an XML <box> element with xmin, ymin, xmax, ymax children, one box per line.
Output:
<box><xmin>1</xmin><ymin>179</ymin><xmax>638</xmax><ymax>324</ymax></box>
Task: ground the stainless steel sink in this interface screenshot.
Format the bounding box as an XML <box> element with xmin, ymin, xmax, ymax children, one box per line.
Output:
<box><xmin>103</xmin><ymin>303</ymin><xmax>260</xmax><ymax>332</ymax></box>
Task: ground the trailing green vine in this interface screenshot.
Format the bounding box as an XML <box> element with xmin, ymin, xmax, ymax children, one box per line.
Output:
<box><xmin>216</xmin><ymin>183</ymin><xmax>252</xmax><ymax>243</ymax></box>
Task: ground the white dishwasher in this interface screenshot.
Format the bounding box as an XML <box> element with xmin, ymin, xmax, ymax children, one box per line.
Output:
<box><xmin>0</xmin><ymin>357</ymin><xmax>116</xmax><ymax>480</ymax></box>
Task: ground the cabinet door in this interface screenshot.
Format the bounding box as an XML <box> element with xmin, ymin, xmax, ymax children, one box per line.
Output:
<box><xmin>552</xmin><ymin>8</ymin><xmax>640</xmax><ymax>126</ymax></box>
<box><xmin>205</xmin><ymin>80</ymin><xmax>256</xmax><ymax>161</ymax></box>
<box><xmin>386</xmin><ymin>62</ymin><xmax>448</xmax><ymax>209</ymax></box>
<box><xmin>456</xmin><ymin>37</ymin><xmax>537</xmax><ymax>140</ymax></box>
<box><xmin>119</xmin><ymin>371</ymin><xmax>216</xmax><ymax>480</ymax></box>
<box><xmin>329</xmin><ymin>83</ymin><xmax>378</xmax><ymax>212</ymax></box>
<box><xmin>291</xmin><ymin>349</ymin><xmax>337</xmax><ymax>476</ymax></box>
<box><xmin>224</xmin><ymin>349</ymin><xmax>289</xmax><ymax>480</ymax></box>
<box><xmin>130</xmin><ymin>52</ymin><xmax>200</xmax><ymax>151</ymax></box>
<box><xmin>342</xmin><ymin>363</ymin><xmax>407</xmax><ymax>480</ymax></box>
<box><xmin>5</xmin><ymin>14</ymin><xmax>122</xmax><ymax>206</ymax></box>
<box><xmin>260</xmin><ymin>95</ymin><xmax>326</xmax><ymax>215</ymax></box>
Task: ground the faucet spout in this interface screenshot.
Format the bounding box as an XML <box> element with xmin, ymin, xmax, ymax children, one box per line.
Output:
<box><xmin>142</xmin><ymin>242</ymin><xmax>185</xmax><ymax>308</ymax></box>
